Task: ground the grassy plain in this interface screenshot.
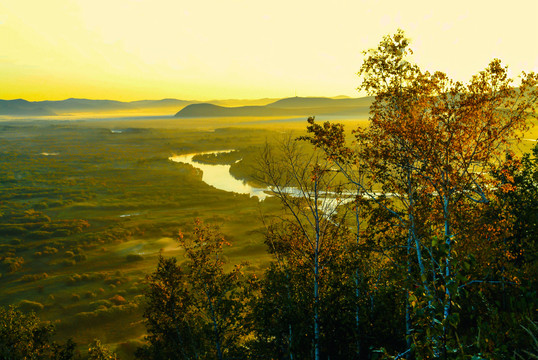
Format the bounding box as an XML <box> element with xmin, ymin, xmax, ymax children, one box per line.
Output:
<box><xmin>0</xmin><ymin>112</ymin><xmax>536</xmax><ymax>358</ymax></box>
<box><xmin>0</xmin><ymin>115</ymin><xmax>306</xmax><ymax>356</ymax></box>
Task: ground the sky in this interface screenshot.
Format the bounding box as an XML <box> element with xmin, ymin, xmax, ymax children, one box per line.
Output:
<box><xmin>1</xmin><ymin>0</ymin><xmax>537</xmax><ymax>101</ymax></box>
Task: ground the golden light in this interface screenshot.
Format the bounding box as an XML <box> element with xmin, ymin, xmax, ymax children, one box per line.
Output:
<box><xmin>1</xmin><ymin>0</ymin><xmax>536</xmax><ymax>101</ymax></box>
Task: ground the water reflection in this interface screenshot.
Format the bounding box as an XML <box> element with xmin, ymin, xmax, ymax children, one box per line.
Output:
<box><xmin>169</xmin><ymin>150</ymin><xmax>269</xmax><ymax>200</ymax></box>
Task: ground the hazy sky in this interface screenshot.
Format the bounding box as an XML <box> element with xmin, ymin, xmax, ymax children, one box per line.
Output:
<box><xmin>1</xmin><ymin>0</ymin><xmax>537</xmax><ymax>101</ymax></box>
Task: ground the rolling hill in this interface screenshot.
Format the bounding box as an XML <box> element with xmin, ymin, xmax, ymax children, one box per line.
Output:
<box><xmin>0</xmin><ymin>99</ymin><xmax>57</xmax><ymax>116</ymax></box>
<box><xmin>174</xmin><ymin>96</ymin><xmax>374</xmax><ymax>118</ymax></box>
<box><xmin>0</xmin><ymin>98</ymin><xmax>195</xmax><ymax>116</ymax></box>
<box><xmin>0</xmin><ymin>96</ymin><xmax>374</xmax><ymax>118</ymax></box>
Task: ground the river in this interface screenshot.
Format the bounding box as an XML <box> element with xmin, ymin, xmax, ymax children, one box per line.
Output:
<box><xmin>169</xmin><ymin>150</ymin><xmax>269</xmax><ymax>200</ymax></box>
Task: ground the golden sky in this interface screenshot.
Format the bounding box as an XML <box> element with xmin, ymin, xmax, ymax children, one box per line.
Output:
<box><xmin>1</xmin><ymin>0</ymin><xmax>537</xmax><ymax>101</ymax></box>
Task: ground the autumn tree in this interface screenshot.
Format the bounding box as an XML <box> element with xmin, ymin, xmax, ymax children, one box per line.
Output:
<box><xmin>137</xmin><ymin>220</ymin><xmax>256</xmax><ymax>360</ymax></box>
<box><xmin>303</xmin><ymin>30</ymin><xmax>538</xmax><ymax>358</ymax></box>
<box><xmin>87</xmin><ymin>340</ymin><xmax>118</xmax><ymax>360</ymax></box>
<box><xmin>255</xmin><ymin>135</ymin><xmax>370</xmax><ymax>359</ymax></box>
<box><xmin>0</xmin><ymin>305</ymin><xmax>77</xmax><ymax>360</ymax></box>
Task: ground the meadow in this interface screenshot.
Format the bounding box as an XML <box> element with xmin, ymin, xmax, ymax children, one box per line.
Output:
<box><xmin>0</xmin><ymin>115</ymin><xmax>316</xmax><ymax>357</ymax></box>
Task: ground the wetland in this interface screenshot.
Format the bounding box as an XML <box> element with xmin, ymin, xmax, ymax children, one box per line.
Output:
<box><xmin>0</xmin><ymin>115</ymin><xmax>296</xmax><ymax>357</ymax></box>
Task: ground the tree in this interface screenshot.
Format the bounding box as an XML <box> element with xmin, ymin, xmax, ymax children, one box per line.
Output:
<box><xmin>303</xmin><ymin>30</ymin><xmax>538</xmax><ymax>358</ymax></box>
<box><xmin>138</xmin><ymin>219</ymin><xmax>256</xmax><ymax>360</ymax></box>
<box><xmin>136</xmin><ymin>256</ymin><xmax>202</xmax><ymax>360</ymax></box>
<box><xmin>255</xmin><ymin>135</ymin><xmax>360</xmax><ymax>359</ymax></box>
<box><xmin>87</xmin><ymin>340</ymin><xmax>118</xmax><ymax>360</ymax></box>
<box><xmin>0</xmin><ymin>305</ymin><xmax>77</xmax><ymax>360</ymax></box>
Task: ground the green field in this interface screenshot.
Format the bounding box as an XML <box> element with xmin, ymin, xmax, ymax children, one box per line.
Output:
<box><xmin>0</xmin><ymin>116</ymin><xmax>309</xmax><ymax>357</ymax></box>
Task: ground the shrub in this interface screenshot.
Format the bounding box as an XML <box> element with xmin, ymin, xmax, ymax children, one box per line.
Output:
<box><xmin>0</xmin><ymin>306</ymin><xmax>76</xmax><ymax>358</ymax></box>
<box><xmin>88</xmin><ymin>339</ymin><xmax>118</xmax><ymax>360</ymax></box>
<box><xmin>60</xmin><ymin>259</ymin><xmax>76</xmax><ymax>267</ymax></box>
<box><xmin>126</xmin><ymin>253</ymin><xmax>144</xmax><ymax>262</ymax></box>
<box><xmin>18</xmin><ymin>300</ymin><xmax>44</xmax><ymax>312</ymax></box>
<box><xmin>73</xmin><ymin>254</ymin><xmax>87</xmax><ymax>263</ymax></box>
<box><xmin>89</xmin><ymin>300</ymin><xmax>112</xmax><ymax>311</ymax></box>
<box><xmin>109</xmin><ymin>295</ymin><xmax>126</xmax><ymax>305</ymax></box>
<box><xmin>29</xmin><ymin>231</ymin><xmax>52</xmax><ymax>240</ymax></box>
<box><xmin>9</xmin><ymin>239</ymin><xmax>22</xmax><ymax>245</ymax></box>
<box><xmin>0</xmin><ymin>225</ymin><xmax>26</xmax><ymax>235</ymax></box>
<box><xmin>52</xmin><ymin>229</ymin><xmax>71</xmax><ymax>237</ymax></box>
<box><xmin>34</xmin><ymin>201</ymin><xmax>48</xmax><ymax>210</ymax></box>
<box><xmin>2</xmin><ymin>257</ymin><xmax>24</xmax><ymax>273</ymax></box>
<box><xmin>84</xmin><ymin>291</ymin><xmax>96</xmax><ymax>299</ymax></box>
<box><xmin>20</xmin><ymin>273</ymin><xmax>48</xmax><ymax>282</ymax></box>
<box><xmin>42</xmin><ymin>247</ymin><xmax>58</xmax><ymax>255</ymax></box>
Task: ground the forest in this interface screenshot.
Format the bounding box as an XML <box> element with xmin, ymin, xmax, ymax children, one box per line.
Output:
<box><xmin>1</xmin><ymin>31</ymin><xmax>537</xmax><ymax>359</ymax></box>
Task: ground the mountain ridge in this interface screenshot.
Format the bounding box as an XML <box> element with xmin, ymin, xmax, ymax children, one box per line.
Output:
<box><xmin>0</xmin><ymin>98</ymin><xmax>195</xmax><ymax>116</ymax></box>
<box><xmin>0</xmin><ymin>96</ymin><xmax>373</xmax><ymax>117</ymax></box>
<box><xmin>174</xmin><ymin>96</ymin><xmax>373</xmax><ymax>118</ymax></box>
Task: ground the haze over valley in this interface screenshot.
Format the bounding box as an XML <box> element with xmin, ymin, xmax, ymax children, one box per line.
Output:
<box><xmin>1</xmin><ymin>0</ymin><xmax>537</xmax><ymax>358</ymax></box>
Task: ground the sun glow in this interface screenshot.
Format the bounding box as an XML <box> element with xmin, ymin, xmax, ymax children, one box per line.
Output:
<box><xmin>1</xmin><ymin>0</ymin><xmax>537</xmax><ymax>101</ymax></box>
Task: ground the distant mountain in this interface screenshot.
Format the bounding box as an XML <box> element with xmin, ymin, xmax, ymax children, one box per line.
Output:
<box><xmin>39</xmin><ymin>98</ymin><xmax>131</xmax><ymax>112</ymax></box>
<box><xmin>266</xmin><ymin>96</ymin><xmax>373</xmax><ymax>109</ymax></box>
<box><xmin>0</xmin><ymin>98</ymin><xmax>195</xmax><ymax>116</ymax></box>
<box><xmin>0</xmin><ymin>99</ymin><xmax>56</xmax><ymax>116</ymax></box>
<box><xmin>128</xmin><ymin>99</ymin><xmax>194</xmax><ymax>108</ymax></box>
<box><xmin>0</xmin><ymin>96</ymin><xmax>373</xmax><ymax>118</ymax></box>
<box><xmin>175</xmin><ymin>103</ymin><xmax>299</xmax><ymax>118</ymax></box>
<box><xmin>208</xmin><ymin>98</ymin><xmax>280</xmax><ymax>107</ymax></box>
<box><xmin>175</xmin><ymin>96</ymin><xmax>373</xmax><ymax>118</ymax></box>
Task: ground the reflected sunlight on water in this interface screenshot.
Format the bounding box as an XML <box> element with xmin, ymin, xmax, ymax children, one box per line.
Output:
<box><xmin>169</xmin><ymin>150</ymin><xmax>269</xmax><ymax>200</ymax></box>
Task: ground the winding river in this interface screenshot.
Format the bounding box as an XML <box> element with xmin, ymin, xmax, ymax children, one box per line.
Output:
<box><xmin>169</xmin><ymin>150</ymin><xmax>390</xmax><ymax>209</ymax></box>
<box><xmin>169</xmin><ymin>150</ymin><xmax>269</xmax><ymax>200</ymax></box>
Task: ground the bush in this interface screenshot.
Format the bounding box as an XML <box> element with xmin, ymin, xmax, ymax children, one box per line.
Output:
<box><xmin>0</xmin><ymin>306</ymin><xmax>76</xmax><ymax>358</ymax></box>
<box><xmin>84</xmin><ymin>291</ymin><xmax>96</xmax><ymax>299</ymax></box>
<box><xmin>42</xmin><ymin>246</ymin><xmax>58</xmax><ymax>255</ymax></box>
<box><xmin>109</xmin><ymin>295</ymin><xmax>126</xmax><ymax>305</ymax></box>
<box><xmin>9</xmin><ymin>238</ymin><xmax>22</xmax><ymax>245</ymax></box>
<box><xmin>75</xmin><ymin>303</ymin><xmax>138</xmax><ymax>324</ymax></box>
<box><xmin>60</xmin><ymin>259</ymin><xmax>76</xmax><ymax>267</ymax></box>
<box><xmin>34</xmin><ymin>201</ymin><xmax>48</xmax><ymax>210</ymax></box>
<box><xmin>126</xmin><ymin>253</ymin><xmax>144</xmax><ymax>262</ymax></box>
<box><xmin>20</xmin><ymin>272</ymin><xmax>48</xmax><ymax>282</ymax></box>
<box><xmin>52</xmin><ymin>229</ymin><xmax>71</xmax><ymax>237</ymax></box>
<box><xmin>18</xmin><ymin>300</ymin><xmax>44</xmax><ymax>312</ymax></box>
<box><xmin>90</xmin><ymin>300</ymin><xmax>112</xmax><ymax>309</ymax></box>
<box><xmin>29</xmin><ymin>231</ymin><xmax>52</xmax><ymax>240</ymax></box>
<box><xmin>88</xmin><ymin>339</ymin><xmax>118</xmax><ymax>360</ymax></box>
<box><xmin>2</xmin><ymin>257</ymin><xmax>24</xmax><ymax>273</ymax></box>
<box><xmin>0</xmin><ymin>225</ymin><xmax>27</xmax><ymax>235</ymax></box>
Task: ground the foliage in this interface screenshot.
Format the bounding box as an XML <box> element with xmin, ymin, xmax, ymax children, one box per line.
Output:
<box><xmin>87</xmin><ymin>340</ymin><xmax>119</xmax><ymax>360</ymax></box>
<box><xmin>1</xmin><ymin>31</ymin><xmax>537</xmax><ymax>360</ymax></box>
<box><xmin>301</xmin><ymin>29</ymin><xmax>538</xmax><ymax>358</ymax></box>
<box><xmin>0</xmin><ymin>305</ymin><xmax>77</xmax><ymax>360</ymax></box>
<box><xmin>138</xmin><ymin>220</ymin><xmax>256</xmax><ymax>360</ymax></box>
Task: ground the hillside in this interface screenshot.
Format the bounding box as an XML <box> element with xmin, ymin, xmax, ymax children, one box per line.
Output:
<box><xmin>174</xmin><ymin>96</ymin><xmax>373</xmax><ymax>118</ymax></box>
<box><xmin>0</xmin><ymin>98</ymin><xmax>194</xmax><ymax>116</ymax></box>
<box><xmin>265</xmin><ymin>96</ymin><xmax>373</xmax><ymax>109</ymax></box>
<box><xmin>0</xmin><ymin>99</ymin><xmax>57</xmax><ymax>116</ymax></box>
<box><xmin>0</xmin><ymin>96</ymin><xmax>374</xmax><ymax>118</ymax></box>
<box><xmin>174</xmin><ymin>103</ymin><xmax>304</xmax><ymax>118</ymax></box>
